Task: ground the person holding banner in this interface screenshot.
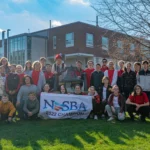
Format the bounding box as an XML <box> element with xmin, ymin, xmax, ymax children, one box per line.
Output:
<box><xmin>126</xmin><ymin>85</ymin><xmax>150</xmax><ymax>122</ymax></box>
<box><xmin>88</xmin><ymin>86</ymin><xmax>100</xmax><ymax>120</ymax></box>
<box><xmin>137</xmin><ymin>60</ymin><xmax>150</xmax><ymax>101</ymax></box>
<box><xmin>105</xmin><ymin>85</ymin><xmax>125</xmax><ymax>121</ymax></box>
<box><xmin>59</xmin><ymin>85</ymin><xmax>68</xmax><ymax>94</ymax></box>
<box><xmin>74</xmin><ymin>84</ymin><xmax>85</xmax><ymax>95</ymax></box>
<box><xmin>23</xmin><ymin>92</ymin><xmax>39</xmax><ymax>120</ymax></box>
<box><xmin>43</xmin><ymin>84</ymin><xmax>51</xmax><ymax>93</ymax></box>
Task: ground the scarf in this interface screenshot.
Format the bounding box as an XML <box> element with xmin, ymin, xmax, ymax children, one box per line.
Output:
<box><xmin>32</xmin><ymin>70</ymin><xmax>40</xmax><ymax>85</ymax></box>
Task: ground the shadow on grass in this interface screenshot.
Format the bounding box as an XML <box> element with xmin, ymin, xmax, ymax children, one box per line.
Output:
<box><xmin>0</xmin><ymin>119</ymin><xmax>150</xmax><ymax>149</ymax></box>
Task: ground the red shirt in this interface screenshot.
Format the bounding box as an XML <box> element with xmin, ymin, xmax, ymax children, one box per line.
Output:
<box><xmin>18</xmin><ymin>73</ymin><xmax>25</xmax><ymax>85</ymax></box>
<box><xmin>101</xmin><ymin>65</ymin><xmax>108</xmax><ymax>72</ymax></box>
<box><xmin>44</xmin><ymin>71</ymin><xmax>54</xmax><ymax>80</ymax></box>
<box><xmin>84</xmin><ymin>68</ymin><xmax>95</xmax><ymax>88</ymax></box>
<box><xmin>32</xmin><ymin>70</ymin><xmax>40</xmax><ymax>85</ymax></box>
<box><xmin>108</xmin><ymin>70</ymin><xmax>114</xmax><ymax>85</ymax></box>
<box><xmin>129</xmin><ymin>92</ymin><xmax>149</xmax><ymax>104</ymax></box>
<box><xmin>118</xmin><ymin>69</ymin><xmax>124</xmax><ymax>77</ymax></box>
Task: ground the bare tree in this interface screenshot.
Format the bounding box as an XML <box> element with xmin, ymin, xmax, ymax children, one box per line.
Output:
<box><xmin>91</xmin><ymin>0</ymin><xmax>150</xmax><ymax>61</ymax></box>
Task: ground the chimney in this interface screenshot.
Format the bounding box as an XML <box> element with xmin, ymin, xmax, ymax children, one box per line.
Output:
<box><xmin>50</xmin><ymin>20</ymin><xmax>52</xmax><ymax>28</ymax></box>
<box><xmin>7</xmin><ymin>29</ymin><xmax>11</xmax><ymax>59</ymax></box>
<box><xmin>96</xmin><ymin>15</ymin><xmax>99</xmax><ymax>27</ymax></box>
<box><xmin>2</xmin><ymin>31</ymin><xmax>5</xmax><ymax>57</ymax></box>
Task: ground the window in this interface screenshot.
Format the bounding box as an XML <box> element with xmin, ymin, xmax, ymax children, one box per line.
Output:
<box><xmin>130</xmin><ymin>43</ymin><xmax>135</xmax><ymax>51</ymax></box>
<box><xmin>102</xmin><ymin>37</ymin><xmax>109</xmax><ymax>50</ymax></box>
<box><xmin>86</xmin><ymin>33</ymin><xmax>94</xmax><ymax>48</ymax></box>
<box><xmin>66</xmin><ymin>32</ymin><xmax>74</xmax><ymax>47</ymax></box>
<box><xmin>117</xmin><ymin>40</ymin><xmax>124</xmax><ymax>53</ymax></box>
<box><xmin>53</xmin><ymin>36</ymin><xmax>56</xmax><ymax>49</ymax></box>
<box><xmin>141</xmin><ymin>42</ymin><xmax>149</xmax><ymax>51</ymax></box>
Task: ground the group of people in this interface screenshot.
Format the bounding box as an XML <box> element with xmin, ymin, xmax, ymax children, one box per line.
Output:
<box><xmin>0</xmin><ymin>53</ymin><xmax>150</xmax><ymax>123</ymax></box>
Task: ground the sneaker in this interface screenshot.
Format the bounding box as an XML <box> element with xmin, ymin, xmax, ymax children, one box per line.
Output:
<box><xmin>101</xmin><ymin>114</ymin><xmax>105</xmax><ymax>118</ymax></box>
<box><xmin>107</xmin><ymin>117</ymin><xmax>114</xmax><ymax>121</ymax></box>
<box><xmin>94</xmin><ymin>115</ymin><xmax>98</xmax><ymax>120</ymax></box>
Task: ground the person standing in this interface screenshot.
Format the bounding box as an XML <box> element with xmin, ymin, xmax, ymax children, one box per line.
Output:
<box><xmin>0</xmin><ymin>57</ymin><xmax>10</xmax><ymax>74</ymax></box>
<box><xmin>134</xmin><ymin>62</ymin><xmax>141</xmax><ymax>75</ymax></box>
<box><xmin>121</xmin><ymin>62</ymin><xmax>137</xmax><ymax>99</ymax></box>
<box><xmin>90</xmin><ymin>63</ymin><xmax>104</xmax><ymax>94</ymax></box>
<box><xmin>52</xmin><ymin>54</ymin><xmax>66</xmax><ymax>91</ymax></box>
<box><xmin>24</xmin><ymin>60</ymin><xmax>32</xmax><ymax>76</ymax></box>
<box><xmin>84</xmin><ymin>60</ymin><xmax>95</xmax><ymax>89</ymax></box>
<box><xmin>101</xmin><ymin>58</ymin><xmax>108</xmax><ymax>72</ymax></box>
<box><xmin>137</xmin><ymin>60</ymin><xmax>150</xmax><ymax>101</ymax></box>
<box><xmin>5</xmin><ymin>64</ymin><xmax>20</xmax><ymax>106</ymax></box>
<box><xmin>104</xmin><ymin>61</ymin><xmax>118</xmax><ymax>86</ymax></box>
<box><xmin>40</xmin><ymin>57</ymin><xmax>46</xmax><ymax>72</ymax></box>
<box><xmin>16</xmin><ymin>65</ymin><xmax>25</xmax><ymax>85</ymax></box>
<box><xmin>0</xmin><ymin>66</ymin><xmax>6</xmax><ymax>99</ymax></box>
<box><xmin>117</xmin><ymin>60</ymin><xmax>125</xmax><ymax>92</ymax></box>
<box><xmin>44</xmin><ymin>64</ymin><xmax>54</xmax><ymax>90</ymax></box>
<box><xmin>29</xmin><ymin>61</ymin><xmax>46</xmax><ymax>93</ymax></box>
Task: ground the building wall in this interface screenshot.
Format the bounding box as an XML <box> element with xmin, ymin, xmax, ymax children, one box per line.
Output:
<box><xmin>48</xmin><ymin>22</ymin><xmax>126</xmax><ymax>59</ymax></box>
<box><xmin>31</xmin><ymin>37</ymin><xmax>47</xmax><ymax>61</ymax></box>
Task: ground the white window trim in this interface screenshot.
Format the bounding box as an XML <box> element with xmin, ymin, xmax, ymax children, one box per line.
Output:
<box><xmin>86</xmin><ymin>33</ymin><xmax>94</xmax><ymax>48</ymax></box>
<box><xmin>66</xmin><ymin>32</ymin><xmax>74</xmax><ymax>48</ymax></box>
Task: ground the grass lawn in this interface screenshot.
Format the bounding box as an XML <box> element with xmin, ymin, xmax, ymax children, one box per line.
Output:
<box><xmin>0</xmin><ymin>118</ymin><xmax>150</xmax><ymax>150</ymax></box>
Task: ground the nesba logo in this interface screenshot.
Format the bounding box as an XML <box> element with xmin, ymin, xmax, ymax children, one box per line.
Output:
<box><xmin>43</xmin><ymin>99</ymin><xmax>87</xmax><ymax>111</ymax></box>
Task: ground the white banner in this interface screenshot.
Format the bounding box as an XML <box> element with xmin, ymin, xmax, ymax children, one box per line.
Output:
<box><xmin>39</xmin><ymin>93</ymin><xmax>93</xmax><ymax>119</ymax></box>
<box><xmin>139</xmin><ymin>76</ymin><xmax>150</xmax><ymax>91</ymax></box>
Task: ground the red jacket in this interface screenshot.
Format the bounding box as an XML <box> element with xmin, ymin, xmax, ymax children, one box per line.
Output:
<box><xmin>18</xmin><ymin>73</ymin><xmax>25</xmax><ymax>85</ymax></box>
<box><xmin>44</xmin><ymin>71</ymin><xmax>54</xmax><ymax>80</ymax></box>
<box><xmin>101</xmin><ymin>65</ymin><xmax>108</xmax><ymax>72</ymax></box>
<box><xmin>84</xmin><ymin>68</ymin><xmax>95</xmax><ymax>88</ymax></box>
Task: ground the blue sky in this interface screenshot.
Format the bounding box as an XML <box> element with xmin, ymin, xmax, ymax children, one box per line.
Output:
<box><xmin>0</xmin><ymin>0</ymin><xmax>96</xmax><ymax>38</ymax></box>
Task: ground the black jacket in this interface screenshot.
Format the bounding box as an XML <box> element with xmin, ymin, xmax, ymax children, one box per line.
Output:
<box><xmin>121</xmin><ymin>70</ymin><xmax>136</xmax><ymax>91</ymax></box>
<box><xmin>90</xmin><ymin>71</ymin><xmax>104</xmax><ymax>91</ymax></box>
<box><xmin>138</xmin><ymin>69</ymin><xmax>150</xmax><ymax>76</ymax></box>
<box><xmin>5</xmin><ymin>73</ymin><xmax>20</xmax><ymax>92</ymax></box>
<box><xmin>99</xmin><ymin>85</ymin><xmax>112</xmax><ymax>102</ymax></box>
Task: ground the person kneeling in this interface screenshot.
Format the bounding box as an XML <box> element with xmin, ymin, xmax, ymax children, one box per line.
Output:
<box><xmin>126</xmin><ymin>85</ymin><xmax>149</xmax><ymax>122</ymax></box>
<box><xmin>23</xmin><ymin>92</ymin><xmax>39</xmax><ymax>120</ymax></box>
<box><xmin>105</xmin><ymin>85</ymin><xmax>125</xmax><ymax>121</ymax></box>
<box><xmin>88</xmin><ymin>86</ymin><xmax>100</xmax><ymax>120</ymax></box>
<box><xmin>0</xmin><ymin>94</ymin><xmax>16</xmax><ymax>123</ymax></box>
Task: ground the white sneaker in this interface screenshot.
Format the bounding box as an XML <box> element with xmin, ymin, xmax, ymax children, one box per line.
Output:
<box><xmin>94</xmin><ymin>115</ymin><xmax>98</xmax><ymax>120</ymax></box>
<box><xmin>101</xmin><ymin>114</ymin><xmax>105</xmax><ymax>118</ymax></box>
<box><xmin>107</xmin><ymin>117</ymin><xmax>114</xmax><ymax>121</ymax></box>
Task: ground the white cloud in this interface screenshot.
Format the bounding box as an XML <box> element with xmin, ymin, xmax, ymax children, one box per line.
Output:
<box><xmin>0</xmin><ymin>29</ymin><xmax>3</xmax><ymax>32</ymax></box>
<box><xmin>0</xmin><ymin>10</ymin><xmax>64</xmax><ymax>36</ymax></box>
<box><xmin>52</xmin><ymin>20</ymin><xmax>63</xmax><ymax>27</ymax></box>
<box><xmin>11</xmin><ymin>0</ymin><xmax>29</xmax><ymax>3</ymax></box>
<box><xmin>68</xmin><ymin>0</ymin><xmax>90</xmax><ymax>6</ymax></box>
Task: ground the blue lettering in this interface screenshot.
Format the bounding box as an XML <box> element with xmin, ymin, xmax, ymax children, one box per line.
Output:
<box><xmin>79</xmin><ymin>102</ymin><xmax>86</xmax><ymax>111</ymax></box>
<box><xmin>62</xmin><ymin>101</ymin><xmax>69</xmax><ymax>111</ymax></box>
<box><xmin>70</xmin><ymin>101</ymin><xmax>77</xmax><ymax>110</ymax></box>
<box><xmin>43</xmin><ymin>99</ymin><xmax>55</xmax><ymax>109</ymax></box>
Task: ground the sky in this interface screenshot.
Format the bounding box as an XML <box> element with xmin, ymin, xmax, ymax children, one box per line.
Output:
<box><xmin>0</xmin><ymin>0</ymin><xmax>96</xmax><ymax>39</ymax></box>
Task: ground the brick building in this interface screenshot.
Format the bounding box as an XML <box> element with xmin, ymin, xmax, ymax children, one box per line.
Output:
<box><xmin>0</xmin><ymin>21</ymin><xmax>150</xmax><ymax>66</ymax></box>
